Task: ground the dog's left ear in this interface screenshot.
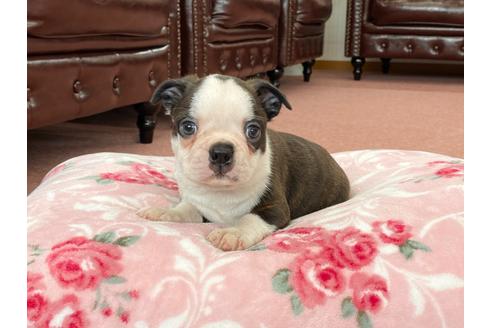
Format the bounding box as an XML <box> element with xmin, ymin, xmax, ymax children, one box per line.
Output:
<box><xmin>249</xmin><ymin>79</ymin><xmax>292</xmax><ymax>120</ymax></box>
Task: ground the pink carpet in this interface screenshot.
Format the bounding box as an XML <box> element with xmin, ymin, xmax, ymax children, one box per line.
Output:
<box><xmin>27</xmin><ymin>69</ymin><xmax>463</xmax><ymax>194</ymax></box>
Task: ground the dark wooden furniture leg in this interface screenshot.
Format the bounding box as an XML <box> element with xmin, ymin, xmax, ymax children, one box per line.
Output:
<box><xmin>135</xmin><ymin>102</ymin><xmax>158</xmax><ymax>144</ymax></box>
<box><xmin>381</xmin><ymin>58</ymin><xmax>391</xmax><ymax>74</ymax></box>
<box><xmin>302</xmin><ymin>59</ymin><xmax>316</xmax><ymax>82</ymax></box>
<box><xmin>266</xmin><ymin>67</ymin><xmax>284</xmax><ymax>87</ymax></box>
<box><xmin>351</xmin><ymin>56</ymin><xmax>366</xmax><ymax>80</ymax></box>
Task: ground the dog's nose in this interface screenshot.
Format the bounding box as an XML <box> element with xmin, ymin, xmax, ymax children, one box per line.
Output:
<box><xmin>209</xmin><ymin>143</ymin><xmax>234</xmax><ymax>171</ymax></box>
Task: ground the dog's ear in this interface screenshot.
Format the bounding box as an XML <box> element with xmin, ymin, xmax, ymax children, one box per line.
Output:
<box><xmin>248</xmin><ymin>79</ymin><xmax>292</xmax><ymax>120</ymax></box>
<box><xmin>150</xmin><ymin>75</ymin><xmax>198</xmax><ymax>115</ymax></box>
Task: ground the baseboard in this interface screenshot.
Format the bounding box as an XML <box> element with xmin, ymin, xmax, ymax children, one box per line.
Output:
<box><xmin>314</xmin><ymin>60</ymin><xmax>463</xmax><ymax>76</ymax></box>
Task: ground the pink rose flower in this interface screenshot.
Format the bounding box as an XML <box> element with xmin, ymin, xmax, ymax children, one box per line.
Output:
<box><xmin>27</xmin><ymin>273</ymin><xmax>48</xmax><ymax>323</ymax></box>
<box><xmin>99</xmin><ymin>164</ymin><xmax>179</xmax><ymax>190</ymax></box>
<box><xmin>435</xmin><ymin>164</ymin><xmax>464</xmax><ymax>178</ymax></box>
<box><xmin>101</xmin><ymin>307</ymin><xmax>113</xmax><ymax>317</ymax></box>
<box><xmin>321</xmin><ymin>227</ymin><xmax>378</xmax><ymax>270</ymax></box>
<box><xmin>128</xmin><ymin>290</ymin><xmax>140</xmax><ymax>299</ymax></box>
<box><xmin>27</xmin><ymin>273</ymin><xmax>48</xmax><ymax>321</ymax></box>
<box><xmin>120</xmin><ymin>311</ymin><xmax>130</xmax><ymax>324</ymax></box>
<box><xmin>265</xmin><ymin>227</ymin><xmax>329</xmax><ymax>253</ymax></box>
<box><xmin>36</xmin><ymin>295</ymin><xmax>86</xmax><ymax>328</ymax></box>
<box><xmin>132</xmin><ymin>163</ymin><xmax>166</xmax><ymax>180</ymax></box>
<box><xmin>28</xmin><ymin>294</ymin><xmax>48</xmax><ymax>323</ymax></box>
<box><xmin>289</xmin><ymin>253</ymin><xmax>346</xmax><ymax>308</ymax></box>
<box><xmin>46</xmin><ymin>236</ymin><xmax>123</xmax><ymax>290</ymax></box>
<box><xmin>350</xmin><ymin>272</ymin><xmax>389</xmax><ymax>313</ymax></box>
<box><xmin>372</xmin><ymin>219</ymin><xmax>412</xmax><ymax>245</ymax></box>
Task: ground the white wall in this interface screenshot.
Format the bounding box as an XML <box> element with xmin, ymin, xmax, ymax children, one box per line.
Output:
<box><xmin>320</xmin><ymin>0</ymin><xmax>349</xmax><ymax>61</ymax></box>
<box><xmin>284</xmin><ymin>0</ymin><xmax>348</xmax><ymax>75</ymax></box>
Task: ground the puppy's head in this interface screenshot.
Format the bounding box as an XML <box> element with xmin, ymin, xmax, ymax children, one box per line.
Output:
<box><xmin>150</xmin><ymin>74</ymin><xmax>291</xmax><ymax>189</ymax></box>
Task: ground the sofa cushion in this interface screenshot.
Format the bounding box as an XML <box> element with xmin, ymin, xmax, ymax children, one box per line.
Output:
<box><xmin>28</xmin><ymin>0</ymin><xmax>174</xmax><ymax>54</ymax></box>
<box><xmin>370</xmin><ymin>0</ymin><xmax>464</xmax><ymax>27</ymax></box>
<box><xmin>27</xmin><ymin>150</ymin><xmax>463</xmax><ymax>327</ymax></box>
<box><xmin>207</xmin><ymin>0</ymin><xmax>280</xmax><ymax>43</ymax></box>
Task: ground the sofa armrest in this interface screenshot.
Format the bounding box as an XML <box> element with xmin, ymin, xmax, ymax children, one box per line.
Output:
<box><xmin>345</xmin><ymin>0</ymin><xmax>369</xmax><ymax>57</ymax></box>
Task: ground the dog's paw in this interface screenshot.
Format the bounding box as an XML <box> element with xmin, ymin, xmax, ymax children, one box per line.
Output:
<box><xmin>207</xmin><ymin>228</ymin><xmax>255</xmax><ymax>251</ymax></box>
<box><xmin>136</xmin><ymin>207</ymin><xmax>185</xmax><ymax>222</ymax></box>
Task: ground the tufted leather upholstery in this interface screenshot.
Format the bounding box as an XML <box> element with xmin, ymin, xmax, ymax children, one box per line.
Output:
<box><xmin>180</xmin><ymin>0</ymin><xmax>282</xmax><ymax>78</ymax></box>
<box><xmin>278</xmin><ymin>0</ymin><xmax>332</xmax><ymax>66</ymax></box>
<box><xmin>27</xmin><ymin>0</ymin><xmax>333</xmax><ymax>137</ymax></box>
<box><xmin>370</xmin><ymin>0</ymin><xmax>464</xmax><ymax>27</ymax></box>
<box><xmin>27</xmin><ymin>0</ymin><xmax>181</xmax><ymax>129</ymax></box>
<box><xmin>345</xmin><ymin>0</ymin><xmax>464</xmax><ymax>79</ymax></box>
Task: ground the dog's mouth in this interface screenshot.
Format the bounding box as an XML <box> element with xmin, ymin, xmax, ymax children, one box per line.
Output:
<box><xmin>213</xmin><ymin>172</ymin><xmax>239</xmax><ymax>182</ymax></box>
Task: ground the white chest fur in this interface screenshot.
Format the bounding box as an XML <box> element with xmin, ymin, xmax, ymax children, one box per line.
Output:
<box><xmin>174</xmin><ymin>138</ymin><xmax>272</xmax><ymax>226</ymax></box>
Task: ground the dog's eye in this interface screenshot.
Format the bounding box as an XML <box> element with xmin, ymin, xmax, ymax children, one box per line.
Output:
<box><xmin>178</xmin><ymin>119</ymin><xmax>197</xmax><ymax>137</ymax></box>
<box><xmin>245</xmin><ymin>122</ymin><xmax>261</xmax><ymax>142</ymax></box>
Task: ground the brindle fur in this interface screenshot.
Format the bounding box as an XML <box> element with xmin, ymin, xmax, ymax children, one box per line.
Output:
<box><xmin>253</xmin><ymin>129</ymin><xmax>350</xmax><ymax>229</ymax></box>
<box><xmin>151</xmin><ymin>74</ymin><xmax>350</xmax><ymax>229</ymax></box>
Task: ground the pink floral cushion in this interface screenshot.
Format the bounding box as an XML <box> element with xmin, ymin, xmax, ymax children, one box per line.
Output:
<box><xmin>27</xmin><ymin>150</ymin><xmax>464</xmax><ymax>328</ymax></box>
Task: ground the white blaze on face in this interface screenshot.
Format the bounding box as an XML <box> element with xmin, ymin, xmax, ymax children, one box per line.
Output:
<box><xmin>173</xmin><ymin>75</ymin><xmax>269</xmax><ymax>190</ymax></box>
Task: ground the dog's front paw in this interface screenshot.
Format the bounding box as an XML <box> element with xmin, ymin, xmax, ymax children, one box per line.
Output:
<box><xmin>207</xmin><ymin>228</ymin><xmax>255</xmax><ymax>251</ymax></box>
<box><xmin>136</xmin><ymin>207</ymin><xmax>185</xmax><ymax>222</ymax></box>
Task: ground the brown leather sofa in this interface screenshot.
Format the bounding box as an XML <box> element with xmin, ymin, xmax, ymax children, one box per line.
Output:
<box><xmin>28</xmin><ymin>0</ymin><xmax>181</xmax><ymax>143</ymax></box>
<box><xmin>181</xmin><ymin>0</ymin><xmax>281</xmax><ymax>80</ymax></box>
<box><xmin>180</xmin><ymin>0</ymin><xmax>333</xmax><ymax>86</ymax></box>
<box><xmin>277</xmin><ymin>0</ymin><xmax>333</xmax><ymax>82</ymax></box>
<box><xmin>345</xmin><ymin>0</ymin><xmax>464</xmax><ymax>80</ymax></box>
<box><xmin>28</xmin><ymin>0</ymin><xmax>333</xmax><ymax>143</ymax></box>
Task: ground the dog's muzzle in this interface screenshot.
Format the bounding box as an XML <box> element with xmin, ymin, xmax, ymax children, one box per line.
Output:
<box><xmin>209</xmin><ymin>142</ymin><xmax>234</xmax><ymax>176</ymax></box>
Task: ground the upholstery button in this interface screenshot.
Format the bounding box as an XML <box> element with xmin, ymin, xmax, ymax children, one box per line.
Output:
<box><xmin>148</xmin><ymin>71</ymin><xmax>157</xmax><ymax>88</ymax></box>
<box><xmin>235</xmin><ymin>57</ymin><xmax>242</xmax><ymax>70</ymax></box>
<box><xmin>112</xmin><ymin>76</ymin><xmax>120</xmax><ymax>95</ymax></box>
<box><xmin>250</xmin><ymin>55</ymin><xmax>256</xmax><ymax>66</ymax></box>
<box><xmin>381</xmin><ymin>42</ymin><xmax>387</xmax><ymax>49</ymax></box>
<box><xmin>72</xmin><ymin>80</ymin><xmax>88</xmax><ymax>101</ymax></box>
<box><xmin>219</xmin><ymin>58</ymin><xmax>227</xmax><ymax>71</ymax></box>
<box><xmin>73</xmin><ymin>80</ymin><xmax>82</xmax><ymax>94</ymax></box>
<box><xmin>433</xmin><ymin>45</ymin><xmax>440</xmax><ymax>52</ymax></box>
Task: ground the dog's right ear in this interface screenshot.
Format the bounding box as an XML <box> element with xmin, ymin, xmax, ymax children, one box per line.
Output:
<box><xmin>150</xmin><ymin>76</ymin><xmax>198</xmax><ymax>115</ymax></box>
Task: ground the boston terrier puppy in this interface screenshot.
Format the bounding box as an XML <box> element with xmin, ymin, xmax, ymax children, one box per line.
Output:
<box><xmin>137</xmin><ymin>74</ymin><xmax>350</xmax><ymax>251</ymax></box>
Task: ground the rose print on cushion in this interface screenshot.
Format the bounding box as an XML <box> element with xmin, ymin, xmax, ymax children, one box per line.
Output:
<box><xmin>27</xmin><ymin>272</ymin><xmax>49</xmax><ymax>323</ymax></box>
<box><xmin>349</xmin><ymin>273</ymin><xmax>389</xmax><ymax>313</ymax></box>
<box><xmin>289</xmin><ymin>253</ymin><xmax>346</xmax><ymax>309</ymax></box>
<box><xmin>93</xmin><ymin>162</ymin><xmax>179</xmax><ymax>190</ymax></box>
<box><xmin>99</xmin><ymin>172</ymin><xmax>151</xmax><ymax>185</ymax></box>
<box><xmin>269</xmin><ymin>227</ymin><xmax>378</xmax><ymax>316</ymax></box>
<box><xmin>35</xmin><ymin>294</ymin><xmax>87</xmax><ymax>328</ymax></box>
<box><xmin>46</xmin><ymin>236</ymin><xmax>123</xmax><ymax>290</ymax></box>
<box><xmin>435</xmin><ymin>164</ymin><xmax>464</xmax><ymax>178</ymax></box>
<box><xmin>372</xmin><ymin>220</ymin><xmax>412</xmax><ymax>246</ymax></box>
<box><xmin>406</xmin><ymin>160</ymin><xmax>464</xmax><ymax>183</ymax></box>
<box><xmin>372</xmin><ymin>219</ymin><xmax>431</xmax><ymax>259</ymax></box>
<box><xmin>29</xmin><ymin>231</ymin><xmax>141</xmax><ymax>325</ymax></box>
<box><xmin>341</xmin><ymin>273</ymin><xmax>389</xmax><ymax>328</ymax></box>
<box><xmin>324</xmin><ymin>227</ymin><xmax>378</xmax><ymax>270</ymax></box>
